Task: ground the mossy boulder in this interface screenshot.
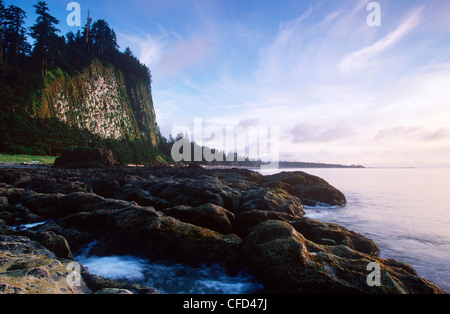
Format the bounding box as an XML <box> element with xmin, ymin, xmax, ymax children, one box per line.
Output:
<box><xmin>264</xmin><ymin>171</ymin><xmax>346</xmax><ymax>206</ymax></box>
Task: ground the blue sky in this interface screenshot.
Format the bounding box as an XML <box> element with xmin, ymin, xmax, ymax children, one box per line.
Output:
<box><xmin>17</xmin><ymin>0</ymin><xmax>450</xmax><ymax>167</ymax></box>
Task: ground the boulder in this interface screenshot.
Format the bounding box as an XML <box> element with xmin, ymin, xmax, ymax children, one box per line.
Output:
<box><xmin>242</xmin><ymin>220</ymin><xmax>446</xmax><ymax>294</ymax></box>
<box><xmin>0</xmin><ymin>235</ymin><xmax>91</xmax><ymax>294</ymax></box>
<box><xmin>0</xmin><ymin>235</ymin><xmax>159</xmax><ymax>295</ymax></box>
<box><xmin>83</xmin><ymin>273</ymin><xmax>159</xmax><ymax>294</ymax></box>
<box><xmin>33</xmin><ymin>231</ymin><xmax>74</xmax><ymax>260</ymax></box>
<box><xmin>232</xmin><ymin>210</ymin><xmax>295</xmax><ymax>237</ymax></box>
<box><xmin>53</xmin><ymin>148</ymin><xmax>115</xmax><ymax>169</ymax></box>
<box><xmin>89</xmin><ymin>207</ymin><xmax>243</xmax><ymax>267</ymax></box>
<box><xmin>94</xmin><ymin>288</ymin><xmax>134</xmax><ymax>294</ymax></box>
<box><xmin>264</xmin><ymin>171</ymin><xmax>346</xmax><ymax>206</ymax></box>
<box><xmin>160</xmin><ymin>203</ymin><xmax>235</xmax><ymax>234</ymax></box>
<box><xmin>240</xmin><ymin>187</ymin><xmax>304</xmax><ymax>217</ymax></box>
<box><xmin>291</xmin><ymin>217</ymin><xmax>380</xmax><ymax>256</ymax></box>
<box><xmin>20</xmin><ymin>191</ymin><xmax>134</xmax><ymax>220</ymax></box>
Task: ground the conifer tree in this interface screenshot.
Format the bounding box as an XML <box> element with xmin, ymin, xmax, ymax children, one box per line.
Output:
<box><xmin>30</xmin><ymin>1</ymin><xmax>60</xmax><ymax>75</ymax></box>
<box><xmin>3</xmin><ymin>4</ymin><xmax>29</xmax><ymax>61</ymax></box>
<box><xmin>91</xmin><ymin>19</ymin><xmax>119</xmax><ymax>58</ymax></box>
<box><xmin>0</xmin><ymin>0</ymin><xmax>5</xmax><ymax>63</ymax></box>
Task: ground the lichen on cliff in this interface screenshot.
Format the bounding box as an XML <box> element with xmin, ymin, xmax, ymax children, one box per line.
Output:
<box><xmin>36</xmin><ymin>59</ymin><xmax>158</xmax><ymax>145</ymax></box>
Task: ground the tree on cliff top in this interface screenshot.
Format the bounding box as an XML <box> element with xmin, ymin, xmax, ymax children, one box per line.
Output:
<box><xmin>30</xmin><ymin>1</ymin><xmax>60</xmax><ymax>76</ymax></box>
<box><xmin>0</xmin><ymin>0</ymin><xmax>5</xmax><ymax>63</ymax></box>
<box><xmin>2</xmin><ymin>4</ymin><xmax>30</xmax><ymax>62</ymax></box>
<box><xmin>91</xmin><ymin>19</ymin><xmax>119</xmax><ymax>58</ymax></box>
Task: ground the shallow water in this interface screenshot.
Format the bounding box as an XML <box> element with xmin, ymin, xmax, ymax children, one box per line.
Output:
<box><xmin>75</xmin><ymin>242</ymin><xmax>265</xmax><ymax>294</ymax></box>
<box><xmin>258</xmin><ymin>167</ymin><xmax>450</xmax><ymax>293</ymax></box>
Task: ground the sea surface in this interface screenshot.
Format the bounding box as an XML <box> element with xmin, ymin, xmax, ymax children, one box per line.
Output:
<box><xmin>75</xmin><ymin>167</ymin><xmax>450</xmax><ymax>293</ymax></box>
<box><xmin>258</xmin><ymin>167</ymin><xmax>450</xmax><ymax>293</ymax></box>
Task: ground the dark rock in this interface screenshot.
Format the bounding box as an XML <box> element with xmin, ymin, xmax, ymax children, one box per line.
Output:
<box><xmin>31</xmin><ymin>222</ymin><xmax>93</xmax><ymax>254</ymax></box>
<box><xmin>242</xmin><ymin>220</ymin><xmax>446</xmax><ymax>294</ymax></box>
<box><xmin>0</xmin><ymin>235</ymin><xmax>158</xmax><ymax>294</ymax></box>
<box><xmin>53</xmin><ymin>148</ymin><xmax>115</xmax><ymax>169</ymax></box>
<box><xmin>20</xmin><ymin>191</ymin><xmax>133</xmax><ymax>220</ymax></box>
<box><xmin>119</xmin><ymin>185</ymin><xmax>171</xmax><ymax>209</ymax></box>
<box><xmin>240</xmin><ymin>187</ymin><xmax>304</xmax><ymax>217</ymax></box>
<box><xmin>160</xmin><ymin>203</ymin><xmax>235</xmax><ymax>234</ymax></box>
<box><xmin>232</xmin><ymin>210</ymin><xmax>294</xmax><ymax>237</ymax></box>
<box><xmin>0</xmin><ymin>235</ymin><xmax>55</xmax><ymax>259</ymax></box>
<box><xmin>34</xmin><ymin>231</ymin><xmax>73</xmax><ymax>260</ymax></box>
<box><xmin>291</xmin><ymin>217</ymin><xmax>380</xmax><ymax>256</ymax></box>
<box><xmin>90</xmin><ymin>207</ymin><xmax>242</xmax><ymax>267</ymax></box>
<box><xmin>83</xmin><ymin>273</ymin><xmax>159</xmax><ymax>294</ymax></box>
<box><xmin>94</xmin><ymin>288</ymin><xmax>134</xmax><ymax>294</ymax></box>
<box><xmin>264</xmin><ymin>171</ymin><xmax>347</xmax><ymax>206</ymax></box>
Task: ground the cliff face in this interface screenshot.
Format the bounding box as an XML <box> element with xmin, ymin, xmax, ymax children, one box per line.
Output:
<box><xmin>35</xmin><ymin>60</ymin><xmax>158</xmax><ymax>147</ymax></box>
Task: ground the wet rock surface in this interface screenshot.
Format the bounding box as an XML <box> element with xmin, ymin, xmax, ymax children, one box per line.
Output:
<box><xmin>0</xmin><ymin>165</ymin><xmax>446</xmax><ymax>294</ymax></box>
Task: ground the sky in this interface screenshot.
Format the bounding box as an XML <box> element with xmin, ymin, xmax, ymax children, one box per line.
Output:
<box><xmin>17</xmin><ymin>0</ymin><xmax>450</xmax><ymax>167</ymax></box>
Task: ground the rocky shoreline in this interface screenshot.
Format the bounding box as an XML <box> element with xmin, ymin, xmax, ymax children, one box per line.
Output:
<box><xmin>0</xmin><ymin>163</ymin><xmax>446</xmax><ymax>294</ymax></box>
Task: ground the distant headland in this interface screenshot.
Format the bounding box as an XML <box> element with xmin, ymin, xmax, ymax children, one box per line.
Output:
<box><xmin>277</xmin><ymin>161</ymin><xmax>365</xmax><ymax>169</ymax></box>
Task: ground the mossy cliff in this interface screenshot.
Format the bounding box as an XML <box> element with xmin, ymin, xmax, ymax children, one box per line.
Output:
<box><xmin>0</xmin><ymin>60</ymin><xmax>160</xmax><ymax>164</ymax></box>
<box><xmin>35</xmin><ymin>60</ymin><xmax>158</xmax><ymax>146</ymax></box>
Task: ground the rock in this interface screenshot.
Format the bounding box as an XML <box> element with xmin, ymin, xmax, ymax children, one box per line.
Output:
<box><xmin>213</xmin><ymin>168</ymin><xmax>265</xmax><ymax>188</ymax></box>
<box><xmin>0</xmin><ymin>235</ymin><xmax>55</xmax><ymax>258</ymax></box>
<box><xmin>264</xmin><ymin>171</ymin><xmax>347</xmax><ymax>206</ymax></box>
<box><xmin>291</xmin><ymin>217</ymin><xmax>380</xmax><ymax>256</ymax></box>
<box><xmin>160</xmin><ymin>203</ymin><xmax>235</xmax><ymax>234</ymax></box>
<box><xmin>82</xmin><ymin>273</ymin><xmax>159</xmax><ymax>295</ymax></box>
<box><xmin>53</xmin><ymin>147</ymin><xmax>116</xmax><ymax>169</ymax></box>
<box><xmin>20</xmin><ymin>191</ymin><xmax>133</xmax><ymax>220</ymax></box>
<box><xmin>0</xmin><ymin>197</ymin><xmax>8</xmax><ymax>207</ymax></box>
<box><xmin>95</xmin><ymin>288</ymin><xmax>134</xmax><ymax>294</ymax></box>
<box><xmin>34</xmin><ymin>231</ymin><xmax>74</xmax><ymax>260</ymax></box>
<box><xmin>232</xmin><ymin>210</ymin><xmax>294</xmax><ymax>237</ymax></box>
<box><xmin>119</xmin><ymin>185</ymin><xmax>171</xmax><ymax>209</ymax></box>
<box><xmin>242</xmin><ymin>220</ymin><xmax>446</xmax><ymax>294</ymax></box>
<box><xmin>0</xmin><ymin>166</ymin><xmax>446</xmax><ymax>294</ymax></box>
<box><xmin>0</xmin><ymin>235</ymin><xmax>91</xmax><ymax>294</ymax></box>
<box><xmin>0</xmin><ymin>235</ymin><xmax>159</xmax><ymax>295</ymax></box>
<box><xmin>90</xmin><ymin>207</ymin><xmax>243</xmax><ymax>267</ymax></box>
<box><xmin>240</xmin><ymin>187</ymin><xmax>304</xmax><ymax>217</ymax></box>
<box><xmin>144</xmin><ymin>176</ymin><xmax>236</xmax><ymax>209</ymax></box>
<box><xmin>31</xmin><ymin>222</ymin><xmax>94</xmax><ymax>254</ymax></box>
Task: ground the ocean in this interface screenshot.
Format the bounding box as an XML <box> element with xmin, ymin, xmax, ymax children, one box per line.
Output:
<box><xmin>258</xmin><ymin>167</ymin><xmax>450</xmax><ymax>293</ymax></box>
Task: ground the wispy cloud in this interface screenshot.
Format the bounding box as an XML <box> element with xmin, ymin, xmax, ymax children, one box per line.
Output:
<box><xmin>289</xmin><ymin>121</ymin><xmax>355</xmax><ymax>143</ymax></box>
<box><xmin>339</xmin><ymin>5</ymin><xmax>425</xmax><ymax>72</ymax></box>
<box><xmin>155</xmin><ymin>35</ymin><xmax>215</xmax><ymax>78</ymax></box>
<box><xmin>375</xmin><ymin>126</ymin><xmax>450</xmax><ymax>142</ymax></box>
<box><xmin>120</xmin><ymin>33</ymin><xmax>168</xmax><ymax>69</ymax></box>
<box><xmin>121</xmin><ymin>30</ymin><xmax>215</xmax><ymax>81</ymax></box>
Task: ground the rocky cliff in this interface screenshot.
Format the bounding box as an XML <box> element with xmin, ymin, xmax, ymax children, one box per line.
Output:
<box><xmin>34</xmin><ymin>60</ymin><xmax>158</xmax><ymax>147</ymax></box>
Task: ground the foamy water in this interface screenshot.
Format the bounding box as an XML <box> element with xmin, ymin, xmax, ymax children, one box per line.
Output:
<box><xmin>75</xmin><ymin>242</ymin><xmax>265</xmax><ymax>294</ymax></box>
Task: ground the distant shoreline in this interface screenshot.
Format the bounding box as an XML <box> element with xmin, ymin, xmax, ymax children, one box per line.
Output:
<box><xmin>277</xmin><ymin>162</ymin><xmax>365</xmax><ymax>169</ymax></box>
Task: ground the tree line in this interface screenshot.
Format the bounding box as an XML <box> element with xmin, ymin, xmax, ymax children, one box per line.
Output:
<box><xmin>0</xmin><ymin>0</ymin><xmax>151</xmax><ymax>113</ymax></box>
